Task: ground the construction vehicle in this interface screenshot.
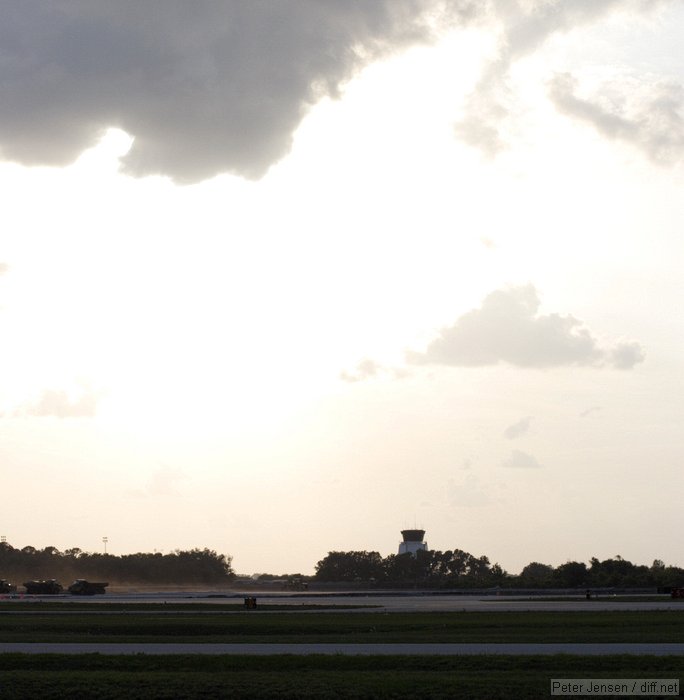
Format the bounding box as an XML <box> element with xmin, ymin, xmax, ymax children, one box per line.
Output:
<box><xmin>68</xmin><ymin>579</ymin><xmax>108</xmax><ymax>595</ymax></box>
<box><xmin>24</xmin><ymin>579</ymin><xmax>63</xmax><ymax>594</ymax></box>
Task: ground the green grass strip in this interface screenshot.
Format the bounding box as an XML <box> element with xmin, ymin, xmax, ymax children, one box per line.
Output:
<box><xmin>0</xmin><ymin>654</ymin><xmax>681</xmax><ymax>699</ymax></box>
<box><xmin>1</xmin><ymin>610</ymin><xmax>683</xmax><ymax>644</ymax></box>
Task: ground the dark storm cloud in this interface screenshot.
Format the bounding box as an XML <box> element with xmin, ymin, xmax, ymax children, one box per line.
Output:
<box><xmin>407</xmin><ymin>285</ymin><xmax>644</xmax><ymax>369</ymax></box>
<box><xmin>0</xmin><ymin>0</ymin><xmax>480</xmax><ymax>183</ymax></box>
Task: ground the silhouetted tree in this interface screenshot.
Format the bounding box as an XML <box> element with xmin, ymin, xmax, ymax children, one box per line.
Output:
<box><xmin>553</xmin><ymin>561</ymin><xmax>588</xmax><ymax>587</ymax></box>
<box><xmin>518</xmin><ymin>562</ymin><xmax>554</xmax><ymax>588</ymax></box>
<box><xmin>0</xmin><ymin>542</ymin><xmax>234</xmax><ymax>586</ymax></box>
<box><xmin>315</xmin><ymin>548</ymin><xmax>506</xmax><ymax>588</ymax></box>
<box><xmin>315</xmin><ymin>551</ymin><xmax>384</xmax><ymax>582</ymax></box>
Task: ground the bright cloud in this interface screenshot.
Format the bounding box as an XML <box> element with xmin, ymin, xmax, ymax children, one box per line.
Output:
<box><xmin>340</xmin><ymin>358</ymin><xmax>381</xmax><ymax>383</ymax></box>
<box><xmin>503</xmin><ymin>450</ymin><xmax>543</xmax><ymax>469</ymax></box>
<box><xmin>548</xmin><ymin>73</ymin><xmax>684</xmax><ymax>166</ymax></box>
<box><xmin>129</xmin><ymin>466</ymin><xmax>188</xmax><ymax>498</ymax></box>
<box><xmin>455</xmin><ymin>0</ymin><xmax>671</xmax><ymax>156</ymax></box>
<box><xmin>448</xmin><ymin>474</ymin><xmax>492</xmax><ymax>507</ymax></box>
<box><xmin>407</xmin><ymin>286</ymin><xmax>644</xmax><ymax>370</ymax></box>
<box><xmin>19</xmin><ymin>388</ymin><xmax>99</xmax><ymax>418</ymax></box>
<box><xmin>503</xmin><ymin>416</ymin><xmax>533</xmax><ymax>440</ymax></box>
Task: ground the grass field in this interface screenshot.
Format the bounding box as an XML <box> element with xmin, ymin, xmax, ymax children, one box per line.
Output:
<box><xmin>0</xmin><ymin>654</ymin><xmax>681</xmax><ymax>699</ymax></box>
<box><xmin>0</xmin><ymin>606</ymin><xmax>682</xmax><ymax>698</ymax></box>
<box><xmin>0</xmin><ymin>608</ymin><xmax>683</xmax><ymax>643</ymax></box>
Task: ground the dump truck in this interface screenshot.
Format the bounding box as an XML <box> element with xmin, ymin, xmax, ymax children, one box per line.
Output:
<box><xmin>24</xmin><ymin>579</ymin><xmax>63</xmax><ymax>594</ymax></box>
<box><xmin>68</xmin><ymin>579</ymin><xmax>108</xmax><ymax>595</ymax></box>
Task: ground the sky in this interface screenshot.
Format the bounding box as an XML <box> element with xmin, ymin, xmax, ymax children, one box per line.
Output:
<box><xmin>0</xmin><ymin>0</ymin><xmax>683</xmax><ymax>576</ymax></box>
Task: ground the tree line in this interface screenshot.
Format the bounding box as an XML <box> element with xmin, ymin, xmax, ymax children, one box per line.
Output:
<box><xmin>314</xmin><ymin>549</ymin><xmax>684</xmax><ymax>589</ymax></box>
<box><xmin>0</xmin><ymin>542</ymin><xmax>234</xmax><ymax>586</ymax></box>
<box><xmin>4</xmin><ymin>541</ymin><xmax>681</xmax><ymax>589</ymax></box>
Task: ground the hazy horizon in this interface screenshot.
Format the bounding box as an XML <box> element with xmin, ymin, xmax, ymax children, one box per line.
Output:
<box><xmin>1</xmin><ymin>1</ymin><xmax>683</xmax><ymax>576</ymax></box>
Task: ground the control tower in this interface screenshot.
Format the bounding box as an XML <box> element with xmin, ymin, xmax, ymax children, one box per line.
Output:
<box><xmin>398</xmin><ymin>529</ymin><xmax>427</xmax><ymax>556</ymax></box>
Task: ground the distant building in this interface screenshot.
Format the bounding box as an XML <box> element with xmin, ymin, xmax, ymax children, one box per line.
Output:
<box><xmin>398</xmin><ymin>529</ymin><xmax>427</xmax><ymax>556</ymax></box>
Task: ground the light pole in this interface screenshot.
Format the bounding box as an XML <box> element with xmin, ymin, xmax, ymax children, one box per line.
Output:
<box><xmin>102</xmin><ymin>536</ymin><xmax>108</xmax><ymax>555</ymax></box>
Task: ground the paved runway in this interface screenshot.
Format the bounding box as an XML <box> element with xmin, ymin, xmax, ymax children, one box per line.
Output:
<box><xmin>1</xmin><ymin>642</ymin><xmax>684</xmax><ymax>656</ymax></box>
<box><xmin>256</xmin><ymin>595</ymin><xmax>684</xmax><ymax>613</ymax></box>
<box><xmin>4</xmin><ymin>592</ymin><xmax>684</xmax><ymax>613</ymax></box>
<box><xmin>2</xmin><ymin>593</ymin><xmax>682</xmax><ymax>656</ymax></box>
